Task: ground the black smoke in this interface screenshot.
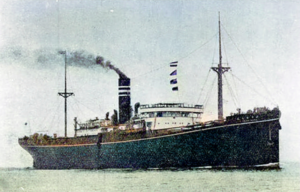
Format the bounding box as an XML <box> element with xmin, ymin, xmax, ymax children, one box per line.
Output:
<box><xmin>96</xmin><ymin>56</ymin><xmax>128</xmax><ymax>79</ymax></box>
<box><xmin>65</xmin><ymin>50</ymin><xmax>95</xmax><ymax>67</ymax></box>
<box><xmin>58</xmin><ymin>50</ymin><xmax>128</xmax><ymax>78</ymax></box>
<box><xmin>0</xmin><ymin>47</ymin><xmax>128</xmax><ymax>78</ymax></box>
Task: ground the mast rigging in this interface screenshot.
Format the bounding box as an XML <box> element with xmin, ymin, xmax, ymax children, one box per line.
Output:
<box><xmin>211</xmin><ymin>12</ymin><xmax>230</xmax><ymax>121</ymax></box>
<box><xmin>58</xmin><ymin>51</ymin><xmax>74</xmax><ymax>137</ymax></box>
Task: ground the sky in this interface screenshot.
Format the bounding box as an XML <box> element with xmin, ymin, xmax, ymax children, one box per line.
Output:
<box><xmin>0</xmin><ymin>0</ymin><xmax>300</xmax><ymax>167</ymax></box>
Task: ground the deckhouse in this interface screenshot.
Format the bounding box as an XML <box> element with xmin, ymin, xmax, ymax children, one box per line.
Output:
<box><xmin>138</xmin><ymin>103</ymin><xmax>203</xmax><ymax>130</ymax></box>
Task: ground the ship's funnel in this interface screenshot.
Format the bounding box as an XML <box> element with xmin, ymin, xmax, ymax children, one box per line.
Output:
<box><xmin>119</xmin><ymin>78</ymin><xmax>131</xmax><ymax>124</ymax></box>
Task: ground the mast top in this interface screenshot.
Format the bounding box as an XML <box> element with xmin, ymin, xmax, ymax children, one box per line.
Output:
<box><xmin>211</xmin><ymin>13</ymin><xmax>230</xmax><ymax>121</ymax></box>
<box><xmin>58</xmin><ymin>51</ymin><xmax>74</xmax><ymax>137</ymax></box>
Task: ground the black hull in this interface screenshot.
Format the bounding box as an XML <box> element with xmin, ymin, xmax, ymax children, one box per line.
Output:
<box><xmin>19</xmin><ymin>119</ymin><xmax>281</xmax><ymax>169</ymax></box>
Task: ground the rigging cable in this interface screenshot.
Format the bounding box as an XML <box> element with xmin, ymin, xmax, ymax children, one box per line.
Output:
<box><xmin>221</xmin><ymin>30</ymin><xmax>230</xmax><ymax>67</ymax></box>
<box><xmin>220</xmin><ymin>24</ymin><xmax>240</xmax><ymax>107</ymax></box>
<box><xmin>196</xmin><ymin>69</ymin><xmax>211</xmax><ymax>104</ymax></box>
<box><xmin>131</xmin><ymin>33</ymin><xmax>218</xmax><ymax>80</ymax></box>
<box><xmin>69</xmin><ymin>99</ymin><xmax>80</xmax><ymax>123</ymax></box>
<box><xmin>221</xmin><ymin>23</ymin><xmax>277</xmax><ymax>104</ymax></box>
<box><xmin>229</xmin><ymin>71</ymin><xmax>240</xmax><ymax>107</ymax></box>
<box><xmin>72</xmin><ymin>97</ymin><xmax>102</xmax><ymax>117</ymax></box>
<box><xmin>196</xmin><ymin>32</ymin><xmax>220</xmax><ymax>105</ymax></box>
<box><xmin>230</xmin><ymin>73</ymin><xmax>277</xmax><ymax>106</ymax></box>
<box><xmin>224</xmin><ymin>73</ymin><xmax>240</xmax><ymax>108</ymax></box>
<box><xmin>176</xmin><ymin>32</ymin><xmax>218</xmax><ymax>61</ymax></box>
<box><xmin>196</xmin><ymin>32</ymin><xmax>221</xmax><ymax>106</ymax></box>
<box><xmin>37</xmin><ymin>96</ymin><xmax>63</xmax><ymax>133</ymax></box>
<box><xmin>211</xmin><ymin>31</ymin><xmax>219</xmax><ymax>65</ymax></box>
<box><xmin>48</xmin><ymin>98</ymin><xmax>63</xmax><ymax>132</ymax></box>
<box><xmin>203</xmin><ymin>75</ymin><xmax>217</xmax><ymax>109</ymax></box>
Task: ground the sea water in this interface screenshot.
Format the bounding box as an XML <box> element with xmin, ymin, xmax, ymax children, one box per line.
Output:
<box><xmin>0</xmin><ymin>162</ymin><xmax>299</xmax><ymax>192</ymax></box>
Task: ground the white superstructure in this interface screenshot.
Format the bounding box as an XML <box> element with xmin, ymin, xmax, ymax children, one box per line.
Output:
<box><xmin>138</xmin><ymin>103</ymin><xmax>203</xmax><ymax>130</ymax></box>
<box><xmin>75</xmin><ymin>103</ymin><xmax>204</xmax><ymax>136</ymax></box>
<box><xmin>76</xmin><ymin>118</ymin><xmax>117</xmax><ymax>137</ymax></box>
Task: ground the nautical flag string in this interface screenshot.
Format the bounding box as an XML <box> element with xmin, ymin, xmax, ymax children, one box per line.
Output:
<box><xmin>170</xmin><ymin>79</ymin><xmax>177</xmax><ymax>84</ymax></box>
<box><xmin>172</xmin><ymin>87</ymin><xmax>178</xmax><ymax>91</ymax></box>
<box><xmin>170</xmin><ymin>61</ymin><xmax>178</xmax><ymax>67</ymax></box>
<box><xmin>170</xmin><ymin>70</ymin><xmax>177</xmax><ymax>76</ymax></box>
<box><xmin>169</xmin><ymin>61</ymin><xmax>178</xmax><ymax>91</ymax></box>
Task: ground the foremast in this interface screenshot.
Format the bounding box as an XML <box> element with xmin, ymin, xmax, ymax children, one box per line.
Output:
<box><xmin>211</xmin><ymin>13</ymin><xmax>230</xmax><ymax>121</ymax></box>
<box><xmin>58</xmin><ymin>51</ymin><xmax>74</xmax><ymax>137</ymax></box>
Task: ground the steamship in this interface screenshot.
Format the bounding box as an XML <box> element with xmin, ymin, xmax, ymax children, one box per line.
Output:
<box><xmin>18</xmin><ymin>16</ymin><xmax>282</xmax><ymax>169</ymax></box>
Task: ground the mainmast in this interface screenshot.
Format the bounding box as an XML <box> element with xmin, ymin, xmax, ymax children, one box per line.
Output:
<box><xmin>58</xmin><ymin>51</ymin><xmax>74</xmax><ymax>137</ymax></box>
<box><xmin>211</xmin><ymin>12</ymin><xmax>230</xmax><ymax>121</ymax></box>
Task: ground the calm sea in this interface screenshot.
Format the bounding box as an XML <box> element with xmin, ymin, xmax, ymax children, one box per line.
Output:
<box><xmin>0</xmin><ymin>162</ymin><xmax>299</xmax><ymax>192</ymax></box>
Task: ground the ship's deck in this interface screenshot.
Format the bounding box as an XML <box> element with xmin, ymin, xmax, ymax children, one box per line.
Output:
<box><xmin>19</xmin><ymin>109</ymin><xmax>280</xmax><ymax>147</ymax></box>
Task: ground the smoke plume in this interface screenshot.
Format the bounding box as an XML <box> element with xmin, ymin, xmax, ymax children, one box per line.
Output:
<box><xmin>65</xmin><ymin>50</ymin><xmax>96</xmax><ymax>67</ymax></box>
<box><xmin>0</xmin><ymin>47</ymin><xmax>128</xmax><ymax>78</ymax></box>
<box><xmin>96</xmin><ymin>56</ymin><xmax>128</xmax><ymax>79</ymax></box>
<box><xmin>59</xmin><ymin>50</ymin><xmax>128</xmax><ymax>78</ymax></box>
